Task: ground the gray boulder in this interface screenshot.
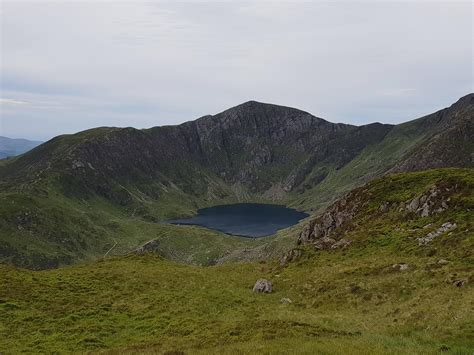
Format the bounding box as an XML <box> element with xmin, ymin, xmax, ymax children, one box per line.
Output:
<box><xmin>134</xmin><ymin>239</ymin><xmax>160</xmax><ymax>255</ymax></box>
<box><xmin>253</xmin><ymin>279</ymin><xmax>273</xmax><ymax>293</ymax></box>
<box><xmin>452</xmin><ymin>279</ymin><xmax>467</xmax><ymax>287</ymax></box>
<box><xmin>392</xmin><ymin>263</ymin><xmax>410</xmax><ymax>271</ymax></box>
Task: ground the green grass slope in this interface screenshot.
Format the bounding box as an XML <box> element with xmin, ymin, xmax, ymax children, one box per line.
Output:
<box><xmin>0</xmin><ymin>168</ymin><xmax>472</xmax><ymax>354</ymax></box>
<box><xmin>0</xmin><ymin>173</ymin><xmax>301</xmax><ymax>269</ymax></box>
<box><xmin>0</xmin><ymin>95</ymin><xmax>471</xmax><ymax>269</ymax></box>
<box><xmin>0</xmin><ymin>186</ymin><xmax>270</xmax><ymax>269</ymax></box>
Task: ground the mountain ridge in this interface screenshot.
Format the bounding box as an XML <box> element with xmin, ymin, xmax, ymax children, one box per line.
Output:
<box><xmin>0</xmin><ymin>94</ymin><xmax>472</xmax><ymax>268</ymax></box>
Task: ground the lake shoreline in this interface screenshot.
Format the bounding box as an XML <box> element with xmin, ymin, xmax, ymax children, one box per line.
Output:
<box><xmin>167</xmin><ymin>203</ymin><xmax>309</xmax><ymax>238</ymax></box>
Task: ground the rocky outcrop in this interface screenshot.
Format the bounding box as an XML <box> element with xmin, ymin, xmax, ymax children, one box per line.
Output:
<box><xmin>417</xmin><ymin>222</ymin><xmax>457</xmax><ymax>245</ymax></box>
<box><xmin>297</xmin><ymin>187</ymin><xmax>366</xmax><ymax>248</ymax></box>
<box><xmin>400</xmin><ymin>185</ymin><xmax>456</xmax><ymax>217</ymax></box>
<box><xmin>296</xmin><ymin>171</ymin><xmax>465</xmax><ymax>255</ymax></box>
<box><xmin>134</xmin><ymin>239</ymin><xmax>161</xmax><ymax>255</ymax></box>
<box><xmin>376</xmin><ymin>182</ymin><xmax>460</xmax><ymax>219</ymax></box>
<box><xmin>279</xmin><ymin>248</ymin><xmax>303</xmax><ymax>266</ymax></box>
<box><xmin>452</xmin><ymin>279</ymin><xmax>467</xmax><ymax>287</ymax></box>
<box><xmin>252</xmin><ymin>279</ymin><xmax>273</xmax><ymax>293</ymax></box>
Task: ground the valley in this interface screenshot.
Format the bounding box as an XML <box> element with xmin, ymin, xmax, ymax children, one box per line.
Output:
<box><xmin>0</xmin><ymin>95</ymin><xmax>472</xmax><ymax>354</ymax></box>
<box><xmin>1</xmin><ymin>168</ymin><xmax>472</xmax><ymax>353</ymax></box>
<box><xmin>0</xmin><ymin>94</ymin><xmax>472</xmax><ymax>269</ymax></box>
<box><xmin>2</xmin><ymin>2</ymin><xmax>472</xmax><ymax>353</ymax></box>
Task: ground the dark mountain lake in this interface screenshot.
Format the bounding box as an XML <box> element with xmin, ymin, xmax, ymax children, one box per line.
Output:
<box><xmin>168</xmin><ymin>203</ymin><xmax>309</xmax><ymax>238</ymax></box>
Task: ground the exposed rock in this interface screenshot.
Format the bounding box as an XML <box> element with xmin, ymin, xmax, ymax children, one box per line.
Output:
<box><xmin>134</xmin><ymin>239</ymin><xmax>160</xmax><ymax>255</ymax></box>
<box><xmin>331</xmin><ymin>238</ymin><xmax>352</xmax><ymax>249</ymax></box>
<box><xmin>280</xmin><ymin>248</ymin><xmax>302</xmax><ymax>266</ymax></box>
<box><xmin>437</xmin><ymin>259</ymin><xmax>449</xmax><ymax>265</ymax></box>
<box><xmin>262</xmin><ymin>182</ymin><xmax>287</xmax><ymax>201</ymax></box>
<box><xmin>420</xmin><ymin>205</ymin><xmax>430</xmax><ymax>217</ymax></box>
<box><xmin>379</xmin><ymin>201</ymin><xmax>390</xmax><ymax>213</ymax></box>
<box><xmin>392</xmin><ymin>263</ymin><xmax>410</xmax><ymax>271</ymax></box>
<box><xmin>406</xmin><ymin>196</ymin><xmax>420</xmax><ymax>212</ymax></box>
<box><xmin>297</xmin><ymin>187</ymin><xmax>365</xmax><ymax>248</ymax></box>
<box><xmin>417</xmin><ymin>222</ymin><xmax>457</xmax><ymax>245</ymax></box>
<box><xmin>252</xmin><ymin>279</ymin><xmax>273</xmax><ymax>293</ymax></box>
<box><xmin>298</xmin><ymin>226</ymin><xmax>312</xmax><ymax>245</ymax></box>
<box><xmin>452</xmin><ymin>279</ymin><xmax>467</xmax><ymax>287</ymax></box>
<box><xmin>72</xmin><ymin>160</ymin><xmax>85</xmax><ymax>169</ymax></box>
<box><xmin>314</xmin><ymin>237</ymin><xmax>337</xmax><ymax>250</ymax></box>
<box><xmin>280</xmin><ymin>297</ymin><xmax>292</xmax><ymax>304</ymax></box>
<box><xmin>403</xmin><ymin>185</ymin><xmax>456</xmax><ymax>217</ymax></box>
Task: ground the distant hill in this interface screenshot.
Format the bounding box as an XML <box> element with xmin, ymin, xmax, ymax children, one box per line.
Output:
<box><xmin>0</xmin><ymin>136</ymin><xmax>43</xmax><ymax>159</ymax></box>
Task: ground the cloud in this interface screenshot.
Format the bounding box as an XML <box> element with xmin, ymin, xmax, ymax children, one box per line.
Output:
<box><xmin>0</xmin><ymin>98</ymin><xmax>29</xmax><ymax>105</ymax></box>
<box><xmin>1</xmin><ymin>1</ymin><xmax>472</xmax><ymax>140</ymax></box>
<box><xmin>380</xmin><ymin>89</ymin><xmax>417</xmax><ymax>97</ymax></box>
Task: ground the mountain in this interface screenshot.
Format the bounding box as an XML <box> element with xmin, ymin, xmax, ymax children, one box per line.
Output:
<box><xmin>389</xmin><ymin>94</ymin><xmax>473</xmax><ymax>172</ymax></box>
<box><xmin>1</xmin><ymin>168</ymin><xmax>472</xmax><ymax>353</ymax></box>
<box><xmin>0</xmin><ymin>94</ymin><xmax>472</xmax><ymax>268</ymax></box>
<box><xmin>0</xmin><ymin>136</ymin><xmax>43</xmax><ymax>159</ymax></box>
<box><xmin>0</xmin><ymin>101</ymin><xmax>393</xmax><ymax>202</ymax></box>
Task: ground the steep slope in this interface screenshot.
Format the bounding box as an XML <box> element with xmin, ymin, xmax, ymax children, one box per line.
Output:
<box><xmin>0</xmin><ymin>101</ymin><xmax>392</xmax><ymax>202</ymax></box>
<box><xmin>290</xmin><ymin>93</ymin><xmax>474</xmax><ymax>211</ymax></box>
<box><xmin>0</xmin><ymin>136</ymin><xmax>42</xmax><ymax>159</ymax></box>
<box><xmin>294</xmin><ymin>168</ymin><xmax>472</xmax><ymax>256</ymax></box>
<box><xmin>1</xmin><ymin>169</ymin><xmax>472</xmax><ymax>354</ymax></box>
<box><xmin>390</xmin><ymin>93</ymin><xmax>473</xmax><ymax>172</ymax></box>
<box><xmin>0</xmin><ymin>95</ymin><xmax>472</xmax><ymax>269</ymax></box>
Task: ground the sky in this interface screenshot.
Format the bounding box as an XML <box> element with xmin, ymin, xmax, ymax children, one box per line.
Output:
<box><xmin>1</xmin><ymin>1</ymin><xmax>472</xmax><ymax>141</ymax></box>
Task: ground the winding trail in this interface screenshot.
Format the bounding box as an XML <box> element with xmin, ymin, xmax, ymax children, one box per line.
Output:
<box><xmin>103</xmin><ymin>238</ymin><xmax>118</xmax><ymax>258</ymax></box>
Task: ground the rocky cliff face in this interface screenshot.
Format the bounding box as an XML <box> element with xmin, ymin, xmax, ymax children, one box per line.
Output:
<box><xmin>0</xmin><ymin>101</ymin><xmax>393</xmax><ymax>203</ymax></box>
<box><xmin>296</xmin><ymin>169</ymin><xmax>471</xmax><ymax>252</ymax></box>
<box><xmin>297</xmin><ymin>186</ymin><xmax>366</xmax><ymax>249</ymax></box>
<box><xmin>1</xmin><ymin>95</ymin><xmax>472</xmax><ymax>213</ymax></box>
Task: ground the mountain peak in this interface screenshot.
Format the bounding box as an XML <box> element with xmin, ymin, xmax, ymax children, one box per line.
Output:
<box><xmin>220</xmin><ymin>100</ymin><xmax>311</xmax><ymax>117</ymax></box>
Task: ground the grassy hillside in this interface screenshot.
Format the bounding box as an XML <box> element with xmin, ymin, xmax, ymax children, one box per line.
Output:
<box><xmin>0</xmin><ymin>96</ymin><xmax>472</xmax><ymax>269</ymax></box>
<box><xmin>288</xmin><ymin>113</ymin><xmax>455</xmax><ymax>212</ymax></box>
<box><xmin>0</xmin><ymin>252</ymin><xmax>472</xmax><ymax>354</ymax></box>
<box><xmin>0</xmin><ymin>174</ymin><xmax>303</xmax><ymax>269</ymax></box>
<box><xmin>0</xmin><ymin>169</ymin><xmax>472</xmax><ymax>353</ymax></box>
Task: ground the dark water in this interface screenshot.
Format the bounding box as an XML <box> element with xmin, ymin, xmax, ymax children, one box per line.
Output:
<box><xmin>168</xmin><ymin>203</ymin><xmax>309</xmax><ymax>238</ymax></box>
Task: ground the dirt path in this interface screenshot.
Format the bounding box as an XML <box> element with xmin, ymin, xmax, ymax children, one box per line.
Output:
<box><xmin>103</xmin><ymin>238</ymin><xmax>118</xmax><ymax>258</ymax></box>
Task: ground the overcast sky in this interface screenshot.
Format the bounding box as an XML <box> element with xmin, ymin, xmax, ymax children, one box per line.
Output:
<box><xmin>1</xmin><ymin>1</ymin><xmax>472</xmax><ymax>141</ymax></box>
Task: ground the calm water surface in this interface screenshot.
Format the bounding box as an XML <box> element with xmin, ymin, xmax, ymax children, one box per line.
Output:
<box><xmin>168</xmin><ymin>203</ymin><xmax>309</xmax><ymax>238</ymax></box>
